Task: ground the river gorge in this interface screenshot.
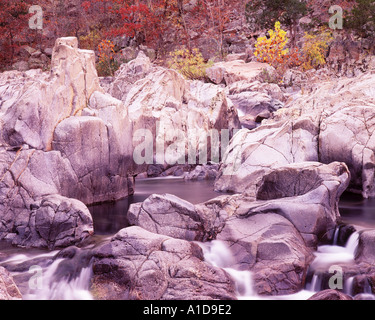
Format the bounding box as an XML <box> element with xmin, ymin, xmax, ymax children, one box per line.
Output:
<box><xmin>0</xmin><ymin>177</ymin><xmax>374</xmax><ymax>300</ymax></box>
<box><xmin>2</xmin><ymin>37</ymin><xmax>375</xmax><ymax>301</ymax></box>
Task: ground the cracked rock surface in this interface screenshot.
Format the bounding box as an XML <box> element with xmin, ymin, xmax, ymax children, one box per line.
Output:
<box><xmin>124</xmin><ymin>162</ymin><xmax>349</xmax><ymax>296</ymax></box>
<box><xmin>91</xmin><ymin>226</ymin><xmax>237</xmax><ymax>300</ymax></box>
<box><xmin>265</xmin><ymin>71</ymin><xmax>375</xmax><ymax>198</ymax></box>
<box><xmin>0</xmin><ymin>38</ymin><xmax>242</xmax><ymax>249</ymax></box>
<box><xmin>0</xmin><ymin>266</ymin><xmax>22</xmax><ymax>300</ymax></box>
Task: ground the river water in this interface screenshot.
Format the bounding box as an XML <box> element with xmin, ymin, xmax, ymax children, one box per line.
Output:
<box><xmin>0</xmin><ymin>178</ymin><xmax>374</xmax><ymax>300</ymax></box>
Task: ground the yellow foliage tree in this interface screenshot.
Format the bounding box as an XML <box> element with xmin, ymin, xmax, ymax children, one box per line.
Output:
<box><xmin>253</xmin><ymin>21</ymin><xmax>301</xmax><ymax>83</ymax></box>
<box><xmin>301</xmin><ymin>29</ymin><xmax>333</xmax><ymax>71</ymax></box>
<box><xmin>254</xmin><ymin>21</ymin><xmax>289</xmax><ymax>67</ymax></box>
<box><xmin>168</xmin><ymin>48</ymin><xmax>213</xmax><ymax>81</ymax></box>
<box><xmin>79</xmin><ymin>29</ymin><xmax>102</xmax><ymax>51</ymax></box>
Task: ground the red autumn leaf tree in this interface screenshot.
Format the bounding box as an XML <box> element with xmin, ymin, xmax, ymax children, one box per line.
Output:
<box><xmin>0</xmin><ymin>0</ymin><xmax>31</xmax><ymax>66</ymax></box>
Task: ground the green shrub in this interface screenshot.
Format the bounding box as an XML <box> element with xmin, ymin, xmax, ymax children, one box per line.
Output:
<box><xmin>346</xmin><ymin>0</ymin><xmax>375</xmax><ymax>38</ymax></box>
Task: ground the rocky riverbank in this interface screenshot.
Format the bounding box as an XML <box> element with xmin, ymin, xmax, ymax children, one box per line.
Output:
<box><xmin>1</xmin><ymin>37</ymin><xmax>375</xmax><ymax>300</ymax></box>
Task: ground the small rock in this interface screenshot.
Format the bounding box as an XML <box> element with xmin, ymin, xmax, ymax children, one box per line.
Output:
<box><xmin>12</xmin><ymin>61</ymin><xmax>29</xmax><ymax>72</ymax></box>
<box><xmin>308</xmin><ymin>290</ymin><xmax>353</xmax><ymax>300</ymax></box>
<box><xmin>18</xmin><ymin>46</ymin><xmax>36</xmax><ymax>59</ymax></box>
<box><xmin>43</xmin><ymin>48</ymin><xmax>53</xmax><ymax>57</ymax></box>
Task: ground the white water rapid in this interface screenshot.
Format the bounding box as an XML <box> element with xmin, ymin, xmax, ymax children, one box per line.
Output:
<box><xmin>199</xmin><ymin>240</ymin><xmax>256</xmax><ymax>299</ymax></box>
<box><xmin>2</xmin><ymin>252</ymin><xmax>93</xmax><ymax>300</ymax></box>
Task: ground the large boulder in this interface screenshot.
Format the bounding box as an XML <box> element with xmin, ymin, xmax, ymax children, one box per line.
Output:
<box><xmin>127</xmin><ymin>194</ymin><xmax>204</xmax><ymax>241</ymax></box>
<box><xmin>0</xmin><ymin>146</ymin><xmax>94</xmax><ymax>249</ymax></box>
<box><xmin>268</xmin><ymin>71</ymin><xmax>375</xmax><ymax>198</ymax></box>
<box><xmin>229</xmin><ymin>91</ymin><xmax>283</xmax><ymax>121</ymax></box>
<box><xmin>123</xmin><ymin>159</ymin><xmax>353</xmax><ymax>296</ymax></box>
<box><xmin>225</xmin><ymin>80</ymin><xmax>285</xmax><ymax>129</ymax></box>
<box><xmin>107</xmin><ymin>51</ymin><xmax>241</xmax><ymax>168</ymax></box>
<box><xmin>355</xmin><ymin>230</ymin><xmax>375</xmax><ymax>264</ymax></box>
<box><xmin>108</xmin><ymin>51</ymin><xmax>153</xmax><ymax>102</ymax></box>
<box><xmin>52</xmin><ymin>98</ymin><xmax>135</xmax><ymax>204</ymax></box>
<box><xmin>0</xmin><ymin>36</ymin><xmax>242</xmax><ymax>249</ymax></box>
<box><xmin>91</xmin><ymin>226</ymin><xmax>237</xmax><ymax>300</ymax></box>
<box><xmin>123</xmin><ymin>66</ymin><xmax>241</xmax><ymax>166</ymax></box>
<box><xmin>127</xmin><ymin>193</ymin><xmax>228</xmax><ymax>242</ymax></box>
<box><xmin>0</xmin><ymin>38</ymin><xmax>136</xmax><ymax>248</ymax></box>
<box><xmin>320</xmin><ymin>106</ymin><xmax>375</xmax><ymax>198</ymax></box>
<box><xmin>216</xmin><ymin>213</ymin><xmax>312</xmax><ymax>296</ymax></box>
<box><xmin>128</xmin><ymin>161</ymin><xmax>349</xmax><ymax>250</ymax></box>
<box><xmin>126</xmin><ymin>177</ymin><xmax>348</xmax><ymax>296</ymax></box>
<box><xmin>127</xmin><ymin>192</ymin><xmax>314</xmax><ymax>296</ymax></box>
<box><xmin>0</xmin><ymin>37</ymin><xmax>102</xmax><ymax>151</ymax></box>
<box><xmin>226</xmin><ymin>80</ymin><xmax>285</xmax><ymax>125</ymax></box>
<box><xmin>206</xmin><ymin>61</ymin><xmax>276</xmax><ymax>86</ymax></box>
<box><xmin>12</xmin><ymin>194</ymin><xmax>94</xmax><ymax>249</ymax></box>
<box><xmin>214</xmin><ymin>162</ymin><xmax>350</xmax><ymax>247</ymax></box>
<box><xmin>215</xmin><ymin>120</ymin><xmax>319</xmax><ymax>194</ymax></box>
<box><xmin>183</xmin><ymin>163</ymin><xmax>219</xmax><ymax>181</ymax></box>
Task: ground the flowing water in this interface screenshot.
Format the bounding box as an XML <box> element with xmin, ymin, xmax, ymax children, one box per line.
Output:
<box><xmin>0</xmin><ymin>177</ymin><xmax>223</xmax><ymax>300</ymax></box>
<box><xmin>339</xmin><ymin>192</ymin><xmax>375</xmax><ymax>229</ymax></box>
<box><xmin>305</xmin><ymin>232</ymin><xmax>359</xmax><ymax>293</ymax></box>
<box><xmin>1</xmin><ymin>179</ymin><xmax>375</xmax><ymax>300</ymax></box>
<box><xmin>199</xmin><ymin>240</ymin><xmax>256</xmax><ymax>299</ymax></box>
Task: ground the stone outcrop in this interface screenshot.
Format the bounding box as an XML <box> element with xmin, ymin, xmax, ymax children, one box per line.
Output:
<box><xmin>183</xmin><ymin>163</ymin><xmax>219</xmax><ymax>181</ymax></box>
<box><xmin>0</xmin><ymin>37</ymin><xmax>102</xmax><ymax>151</ymax></box>
<box><xmin>0</xmin><ymin>267</ymin><xmax>22</xmax><ymax>300</ymax></box>
<box><xmin>113</xmin><ymin>52</ymin><xmax>241</xmax><ymax>166</ymax></box>
<box><xmin>267</xmin><ymin>71</ymin><xmax>375</xmax><ymax>198</ymax></box>
<box><xmin>215</xmin><ymin>69</ymin><xmax>375</xmax><ymax>200</ymax></box>
<box><xmin>217</xmin><ymin>162</ymin><xmax>350</xmax><ymax>246</ymax></box>
<box><xmin>53</xmin><ymin>91</ymin><xmax>135</xmax><ymax>204</ymax></box>
<box><xmin>91</xmin><ymin>226</ymin><xmax>237</xmax><ymax>300</ymax></box>
<box><xmin>214</xmin><ymin>121</ymin><xmax>320</xmax><ymax>194</ymax></box>
<box><xmin>126</xmin><ymin>160</ymin><xmax>351</xmax><ymax>295</ymax></box>
<box><xmin>11</xmin><ymin>195</ymin><xmax>94</xmax><ymax>249</ymax></box>
<box><xmin>108</xmin><ymin>51</ymin><xmax>154</xmax><ymax>103</ymax></box>
<box><xmin>127</xmin><ymin>193</ymin><xmax>228</xmax><ymax>242</ymax></box>
<box><xmin>355</xmin><ymin>230</ymin><xmax>375</xmax><ymax>264</ymax></box>
<box><xmin>206</xmin><ymin>61</ymin><xmax>276</xmax><ymax>86</ymax></box>
<box><xmin>0</xmin><ymin>38</ymin><xmax>242</xmax><ymax>249</ymax></box>
<box><xmin>0</xmin><ymin>147</ymin><xmax>93</xmax><ymax>248</ymax></box>
<box><xmin>217</xmin><ymin>213</ymin><xmax>312</xmax><ymax>295</ymax></box>
<box><xmin>127</xmin><ymin>192</ymin><xmax>314</xmax><ymax>296</ymax></box>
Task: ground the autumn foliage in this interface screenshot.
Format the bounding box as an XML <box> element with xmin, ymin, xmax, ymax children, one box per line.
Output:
<box><xmin>301</xmin><ymin>29</ymin><xmax>333</xmax><ymax>70</ymax></box>
<box><xmin>0</xmin><ymin>0</ymin><xmax>32</xmax><ymax>65</ymax></box>
<box><xmin>97</xmin><ymin>39</ymin><xmax>118</xmax><ymax>76</ymax></box>
<box><xmin>0</xmin><ymin>0</ymin><xmax>368</xmax><ymax>76</ymax></box>
<box><xmin>80</xmin><ymin>0</ymin><xmax>164</xmax><ymax>47</ymax></box>
<box><xmin>0</xmin><ymin>0</ymin><xmax>239</xmax><ymax>70</ymax></box>
<box><xmin>254</xmin><ymin>21</ymin><xmax>302</xmax><ymax>78</ymax></box>
<box><xmin>254</xmin><ymin>22</ymin><xmax>290</xmax><ymax>66</ymax></box>
<box><xmin>168</xmin><ymin>47</ymin><xmax>213</xmax><ymax>80</ymax></box>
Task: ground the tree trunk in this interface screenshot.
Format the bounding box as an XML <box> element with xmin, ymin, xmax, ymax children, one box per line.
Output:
<box><xmin>178</xmin><ymin>0</ymin><xmax>191</xmax><ymax>50</ymax></box>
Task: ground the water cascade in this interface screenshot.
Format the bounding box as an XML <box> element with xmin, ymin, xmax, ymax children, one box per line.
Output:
<box><xmin>199</xmin><ymin>240</ymin><xmax>256</xmax><ymax>299</ymax></box>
